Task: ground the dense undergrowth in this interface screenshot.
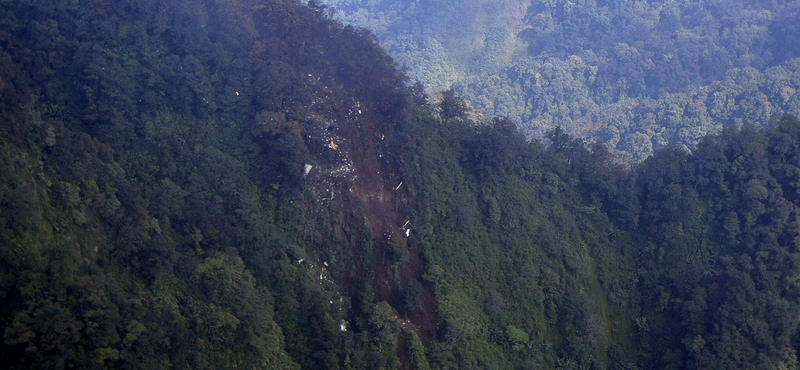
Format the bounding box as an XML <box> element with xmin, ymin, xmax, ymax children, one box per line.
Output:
<box><xmin>2</xmin><ymin>0</ymin><xmax>800</xmax><ymax>369</ymax></box>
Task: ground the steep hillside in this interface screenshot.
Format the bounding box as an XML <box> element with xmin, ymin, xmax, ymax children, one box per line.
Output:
<box><xmin>0</xmin><ymin>0</ymin><xmax>423</xmax><ymax>368</ymax></box>
<box><xmin>633</xmin><ymin>116</ymin><xmax>800</xmax><ymax>369</ymax></box>
<box><xmin>0</xmin><ymin>0</ymin><xmax>639</xmax><ymax>368</ymax></box>
<box><xmin>3</xmin><ymin>0</ymin><xmax>800</xmax><ymax>369</ymax></box>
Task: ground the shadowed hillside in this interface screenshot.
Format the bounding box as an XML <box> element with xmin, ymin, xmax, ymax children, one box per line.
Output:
<box><xmin>3</xmin><ymin>0</ymin><xmax>800</xmax><ymax>369</ymax></box>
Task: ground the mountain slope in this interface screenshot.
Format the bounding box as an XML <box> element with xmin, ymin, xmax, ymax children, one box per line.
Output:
<box><xmin>3</xmin><ymin>0</ymin><xmax>800</xmax><ymax>369</ymax></box>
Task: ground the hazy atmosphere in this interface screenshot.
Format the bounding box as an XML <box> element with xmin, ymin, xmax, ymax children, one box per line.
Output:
<box><xmin>2</xmin><ymin>0</ymin><xmax>800</xmax><ymax>369</ymax></box>
<box><xmin>322</xmin><ymin>0</ymin><xmax>800</xmax><ymax>161</ymax></box>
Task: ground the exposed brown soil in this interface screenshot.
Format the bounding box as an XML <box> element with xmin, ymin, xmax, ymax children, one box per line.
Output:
<box><xmin>339</xmin><ymin>107</ymin><xmax>437</xmax><ymax>340</ymax></box>
<box><xmin>303</xmin><ymin>100</ymin><xmax>437</xmax><ymax>351</ymax></box>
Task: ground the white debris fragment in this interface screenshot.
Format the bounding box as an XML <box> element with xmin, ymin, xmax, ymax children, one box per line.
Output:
<box><xmin>405</xmin><ymin>229</ymin><xmax>411</xmax><ymax>237</ymax></box>
<box><xmin>340</xmin><ymin>320</ymin><xmax>348</xmax><ymax>332</ymax></box>
<box><xmin>304</xmin><ymin>164</ymin><xmax>313</xmax><ymax>176</ymax></box>
<box><xmin>297</xmin><ymin>258</ymin><xmax>305</xmax><ymax>264</ymax></box>
<box><xmin>395</xmin><ymin>182</ymin><xmax>403</xmax><ymax>191</ymax></box>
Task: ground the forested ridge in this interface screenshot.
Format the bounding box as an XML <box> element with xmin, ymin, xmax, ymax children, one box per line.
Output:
<box><xmin>321</xmin><ymin>0</ymin><xmax>800</xmax><ymax>162</ymax></box>
<box><xmin>2</xmin><ymin>0</ymin><xmax>800</xmax><ymax>369</ymax></box>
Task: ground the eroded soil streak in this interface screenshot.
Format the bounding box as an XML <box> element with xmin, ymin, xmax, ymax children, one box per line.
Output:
<box><xmin>305</xmin><ymin>102</ymin><xmax>437</xmax><ymax>347</ymax></box>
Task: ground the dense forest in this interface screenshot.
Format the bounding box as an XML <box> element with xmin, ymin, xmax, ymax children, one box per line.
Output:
<box><xmin>2</xmin><ymin>0</ymin><xmax>800</xmax><ymax>369</ymax></box>
<box><xmin>321</xmin><ymin>0</ymin><xmax>800</xmax><ymax>161</ymax></box>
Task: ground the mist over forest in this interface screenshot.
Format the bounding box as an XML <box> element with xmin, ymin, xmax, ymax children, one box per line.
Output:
<box><xmin>321</xmin><ymin>0</ymin><xmax>800</xmax><ymax>161</ymax></box>
<box><xmin>2</xmin><ymin>0</ymin><xmax>800</xmax><ymax>369</ymax></box>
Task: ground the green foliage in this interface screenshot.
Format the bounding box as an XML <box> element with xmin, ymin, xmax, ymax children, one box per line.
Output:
<box><xmin>0</xmin><ymin>0</ymin><xmax>393</xmax><ymax>368</ymax></box>
<box><xmin>400</xmin><ymin>99</ymin><xmax>640</xmax><ymax>368</ymax></box>
<box><xmin>633</xmin><ymin>117</ymin><xmax>800</xmax><ymax>369</ymax></box>
<box><xmin>323</xmin><ymin>0</ymin><xmax>800</xmax><ymax>161</ymax></box>
<box><xmin>505</xmin><ymin>324</ymin><xmax>530</xmax><ymax>351</ymax></box>
<box><xmin>5</xmin><ymin>0</ymin><xmax>800</xmax><ymax>369</ymax></box>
